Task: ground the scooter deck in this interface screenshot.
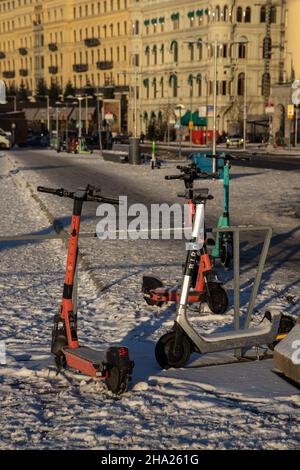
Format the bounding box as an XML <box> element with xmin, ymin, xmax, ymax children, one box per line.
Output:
<box><xmin>149</xmin><ymin>288</ymin><xmax>205</xmax><ymax>304</ymax></box>
<box><xmin>181</xmin><ymin>314</ymin><xmax>282</xmax><ymax>354</ymax></box>
<box><xmin>201</xmin><ymin>319</ymin><xmax>274</xmax><ymax>342</ymax></box>
<box><xmin>63</xmin><ymin>346</ymin><xmax>107</xmax><ymax>378</ymax></box>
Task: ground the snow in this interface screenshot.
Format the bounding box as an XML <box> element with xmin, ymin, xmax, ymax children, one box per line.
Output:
<box><xmin>0</xmin><ymin>150</ymin><xmax>299</xmax><ymax>449</ymax></box>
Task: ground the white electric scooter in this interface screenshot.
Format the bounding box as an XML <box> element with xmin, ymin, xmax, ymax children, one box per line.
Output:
<box><xmin>155</xmin><ymin>189</ymin><xmax>291</xmax><ymax>369</ymax></box>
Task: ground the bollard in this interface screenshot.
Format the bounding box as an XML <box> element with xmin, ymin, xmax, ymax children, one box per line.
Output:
<box><xmin>151</xmin><ymin>140</ymin><xmax>156</xmax><ymax>169</ymax></box>
<box><xmin>129</xmin><ymin>137</ymin><xmax>141</xmax><ymax>165</ymax></box>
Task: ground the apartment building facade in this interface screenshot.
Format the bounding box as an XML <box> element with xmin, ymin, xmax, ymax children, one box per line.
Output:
<box><xmin>128</xmin><ymin>0</ymin><xmax>287</xmax><ymax>137</ymax></box>
<box><xmin>0</xmin><ymin>0</ymin><xmax>130</xmax><ymax>93</ymax></box>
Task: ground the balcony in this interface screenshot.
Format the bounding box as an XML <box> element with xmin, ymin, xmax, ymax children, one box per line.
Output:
<box><xmin>97</xmin><ymin>61</ymin><xmax>113</xmax><ymax>70</ymax></box>
<box><xmin>48</xmin><ymin>43</ymin><xmax>58</xmax><ymax>52</ymax></box>
<box><xmin>3</xmin><ymin>71</ymin><xmax>15</xmax><ymax>79</ymax></box>
<box><xmin>84</xmin><ymin>38</ymin><xmax>100</xmax><ymax>48</ymax></box>
<box><xmin>0</xmin><ymin>52</ymin><xmax>6</xmax><ymax>59</ymax></box>
<box><xmin>49</xmin><ymin>66</ymin><xmax>58</xmax><ymax>74</ymax></box>
<box><xmin>19</xmin><ymin>68</ymin><xmax>28</xmax><ymax>77</ymax></box>
<box><xmin>73</xmin><ymin>63</ymin><xmax>88</xmax><ymax>73</ymax></box>
<box><xmin>19</xmin><ymin>48</ymin><xmax>28</xmax><ymax>56</ymax></box>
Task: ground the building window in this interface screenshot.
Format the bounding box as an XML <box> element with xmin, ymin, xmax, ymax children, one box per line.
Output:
<box><xmin>223</xmin><ymin>5</ymin><xmax>229</xmax><ymax>21</ymax></box>
<box><xmin>197</xmin><ymin>75</ymin><xmax>202</xmax><ymax>96</ymax></box>
<box><xmin>170</xmin><ymin>40</ymin><xmax>178</xmax><ymax>63</ymax></box>
<box><xmin>215</xmin><ymin>5</ymin><xmax>221</xmax><ymax>22</ymax></box>
<box><xmin>161</xmin><ymin>45</ymin><xmax>164</xmax><ymax>64</ymax></box>
<box><xmin>270</xmin><ymin>6</ymin><xmax>276</xmax><ymax>23</ymax></box>
<box><xmin>134</xmin><ymin>20</ymin><xmax>139</xmax><ymax>35</ymax></box>
<box><xmin>153</xmin><ymin>45</ymin><xmax>157</xmax><ymax>65</ymax></box>
<box><xmin>260</xmin><ymin>6</ymin><xmax>266</xmax><ymax>23</ymax></box>
<box><xmin>262</xmin><ymin>73</ymin><xmax>271</xmax><ymax>97</ymax></box>
<box><xmin>244</xmin><ymin>7</ymin><xmax>251</xmax><ymax>23</ymax></box>
<box><xmin>169</xmin><ymin>74</ymin><xmax>177</xmax><ymax>98</ymax></box>
<box><xmin>153</xmin><ymin>78</ymin><xmax>157</xmax><ymax>99</ymax></box>
<box><xmin>221</xmin><ymin>81</ymin><xmax>226</xmax><ymax>95</ymax></box>
<box><xmin>236</xmin><ymin>7</ymin><xmax>243</xmax><ymax>22</ymax></box>
<box><xmin>263</xmin><ymin>37</ymin><xmax>272</xmax><ymax>59</ymax></box>
<box><xmin>238</xmin><ymin>42</ymin><xmax>246</xmax><ymax>59</ymax></box>
<box><xmin>237</xmin><ymin>73</ymin><xmax>245</xmax><ymax>96</ymax></box>
<box><xmin>198</xmin><ymin>42</ymin><xmax>203</xmax><ymax>60</ymax></box>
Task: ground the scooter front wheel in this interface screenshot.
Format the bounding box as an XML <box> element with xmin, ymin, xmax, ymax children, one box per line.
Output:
<box><xmin>155</xmin><ymin>331</ymin><xmax>191</xmax><ymax>369</ymax></box>
<box><xmin>105</xmin><ymin>366</ymin><xmax>129</xmax><ymax>395</ymax></box>
<box><xmin>206</xmin><ymin>282</ymin><xmax>229</xmax><ymax>315</ymax></box>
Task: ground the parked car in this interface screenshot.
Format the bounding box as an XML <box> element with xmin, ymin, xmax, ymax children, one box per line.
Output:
<box><xmin>226</xmin><ymin>134</ymin><xmax>244</xmax><ymax>148</ymax></box>
<box><xmin>85</xmin><ymin>130</ymin><xmax>113</xmax><ymax>150</ymax></box>
<box><xmin>0</xmin><ymin>128</ymin><xmax>12</xmax><ymax>149</ymax></box>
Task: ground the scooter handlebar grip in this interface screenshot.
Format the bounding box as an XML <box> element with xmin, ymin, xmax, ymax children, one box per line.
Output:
<box><xmin>89</xmin><ymin>195</ymin><xmax>120</xmax><ymax>205</ymax></box>
<box><xmin>165</xmin><ymin>175</ymin><xmax>182</xmax><ymax>180</ymax></box>
<box><xmin>37</xmin><ymin>186</ymin><xmax>63</xmax><ymax>196</ymax></box>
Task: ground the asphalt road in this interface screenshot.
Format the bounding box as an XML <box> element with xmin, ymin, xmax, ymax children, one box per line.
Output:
<box><xmin>6</xmin><ymin>148</ymin><xmax>300</xmax><ymax>276</ymax></box>
<box><xmin>140</xmin><ymin>144</ymin><xmax>300</xmax><ymax>172</ymax></box>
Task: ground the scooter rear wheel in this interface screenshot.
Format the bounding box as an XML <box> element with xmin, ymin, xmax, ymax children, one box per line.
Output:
<box><xmin>105</xmin><ymin>366</ymin><xmax>129</xmax><ymax>395</ymax></box>
<box><xmin>155</xmin><ymin>331</ymin><xmax>191</xmax><ymax>369</ymax></box>
<box><xmin>206</xmin><ymin>282</ymin><xmax>228</xmax><ymax>315</ymax></box>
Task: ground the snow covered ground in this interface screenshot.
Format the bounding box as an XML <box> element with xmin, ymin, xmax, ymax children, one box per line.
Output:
<box><xmin>0</xmin><ymin>150</ymin><xmax>299</xmax><ymax>450</ymax></box>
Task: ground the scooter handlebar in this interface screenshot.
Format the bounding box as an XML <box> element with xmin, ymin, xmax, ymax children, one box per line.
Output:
<box><xmin>37</xmin><ymin>186</ymin><xmax>73</xmax><ymax>198</ymax></box>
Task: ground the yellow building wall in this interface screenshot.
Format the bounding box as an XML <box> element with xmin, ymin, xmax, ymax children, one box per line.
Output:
<box><xmin>0</xmin><ymin>0</ymin><xmax>130</xmax><ymax>93</ymax></box>
<box><xmin>286</xmin><ymin>0</ymin><xmax>300</xmax><ymax>79</ymax></box>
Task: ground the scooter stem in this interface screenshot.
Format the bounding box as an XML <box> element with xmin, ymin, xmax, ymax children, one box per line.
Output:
<box><xmin>61</xmin><ymin>197</ymin><xmax>83</xmax><ymax>348</ymax></box>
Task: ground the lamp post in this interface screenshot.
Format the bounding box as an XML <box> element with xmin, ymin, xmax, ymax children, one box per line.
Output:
<box><xmin>94</xmin><ymin>92</ymin><xmax>103</xmax><ymax>155</ymax></box>
<box><xmin>117</xmin><ymin>68</ymin><xmax>139</xmax><ymax>138</ymax></box>
<box><xmin>84</xmin><ymin>95</ymin><xmax>93</xmax><ymax>135</ymax></box>
<box><xmin>186</xmin><ymin>39</ymin><xmax>218</xmax><ymax>172</ymax></box>
<box><xmin>7</xmin><ymin>95</ymin><xmax>17</xmax><ymax>111</ymax></box>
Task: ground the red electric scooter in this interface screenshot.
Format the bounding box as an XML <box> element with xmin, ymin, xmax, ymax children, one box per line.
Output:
<box><xmin>142</xmin><ymin>164</ymin><xmax>229</xmax><ymax>315</ymax></box>
<box><xmin>37</xmin><ymin>185</ymin><xmax>134</xmax><ymax>395</ymax></box>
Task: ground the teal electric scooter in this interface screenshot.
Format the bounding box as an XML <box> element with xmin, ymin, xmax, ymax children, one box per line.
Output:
<box><xmin>189</xmin><ymin>152</ymin><xmax>249</xmax><ymax>268</ymax></box>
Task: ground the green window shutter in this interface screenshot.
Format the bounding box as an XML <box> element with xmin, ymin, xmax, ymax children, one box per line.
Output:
<box><xmin>187</xmin><ymin>11</ymin><xmax>195</xmax><ymax>19</ymax></box>
<box><xmin>159</xmin><ymin>17</ymin><xmax>165</xmax><ymax>24</ymax></box>
<box><xmin>196</xmin><ymin>9</ymin><xmax>203</xmax><ymax>17</ymax></box>
<box><xmin>143</xmin><ymin>78</ymin><xmax>149</xmax><ymax>87</ymax></box>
